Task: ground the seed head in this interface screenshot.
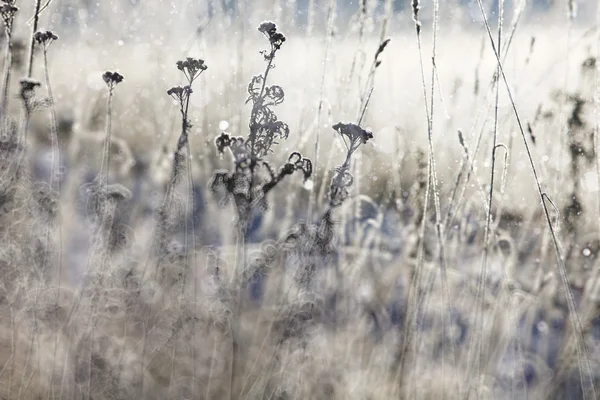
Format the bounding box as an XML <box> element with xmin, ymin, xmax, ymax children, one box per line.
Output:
<box><xmin>167</xmin><ymin>85</ymin><xmax>192</xmax><ymax>106</ymax></box>
<box><xmin>258</xmin><ymin>21</ymin><xmax>286</xmax><ymax>51</ymax></box>
<box><xmin>258</xmin><ymin>21</ymin><xmax>277</xmax><ymax>35</ymax></box>
<box><xmin>0</xmin><ymin>2</ymin><xmax>18</xmax><ymax>31</ymax></box>
<box><xmin>102</xmin><ymin>71</ymin><xmax>124</xmax><ymax>89</ymax></box>
<box><xmin>175</xmin><ymin>57</ymin><xmax>207</xmax><ymax>83</ymax></box>
<box><xmin>19</xmin><ymin>78</ymin><xmax>41</xmax><ymax>92</ymax></box>
<box><xmin>332</xmin><ymin>122</ymin><xmax>373</xmax><ymax>147</ymax></box>
<box><xmin>34</xmin><ymin>30</ymin><xmax>59</xmax><ymax>47</ymax></box>
<box><xmin>19</xmin><ymin>78</ymin><xmax>41</xmax><ymax>101</ymax></box>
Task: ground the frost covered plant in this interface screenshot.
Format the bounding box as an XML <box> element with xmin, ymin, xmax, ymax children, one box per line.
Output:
<box><xmin>34</xmin><ymin>30</ymin><xmax>58</xmax><ymax>48</ymax></box>
<box><xmin>0</xmin><ymin>77</ymin><xmax>40</xmax><ymax>190</ymax></box>
<box><xmin>328</xmin><ymin>122</ymin><xmax>373</xmax><ymax>208</ymax></box>
<box><xmin>0</xmin><ymin>1</ymin><xmax>18</xmax><ymax>115</ymax></box>
<box><xmin>18</xmin><ymin>77</ymin><xmax>41</xmax><ymax>115</ymax></box>
<box><xmin>36</xmin><ymin>30</ymin><xmax>60</xmax><ymax>189</ymax></box>
<box><xmin>154</xmin><ymin>58</ymin><xmax>206</xmax><ymax>255</ymax></box>
<box><xmin>81</xmin><ymin>71</ymin><xmax>124</xmax><ymax>221</ymax></box>
<box><xmin>165</xmin><ymin>57</ymin><xmax>206</xmax><ymax>174</ymax></box>
<box><xmin>165</xmin><ymin>58</ymin><xmax>207</xmax><ymax>155</ymax></box>
<box><xmin>210</xmin><ymin>22</ymin><xmax>312</xmax><ymax>237</ymax></box>
<box><xmin>99</xmin><ymin>71</ymin><xmax>123</xmax><ymax>185</ymax></box>
<box><xmin>36</xmin><ymin>29</ymin><xmax>63</xmax><ymax>298</ymax></box>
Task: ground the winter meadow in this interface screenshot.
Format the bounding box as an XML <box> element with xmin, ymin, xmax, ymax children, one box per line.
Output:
<box><xmin>1</xmin><ymin>0</ymin><xmax>600</xmax><ymax>398</ymax></box>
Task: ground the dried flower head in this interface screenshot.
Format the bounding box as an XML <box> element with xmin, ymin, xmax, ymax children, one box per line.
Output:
<box><xmin>215</xmin><ymin>132</ymin><xmax>232</xmax><ymax>154</ymax></box>
<box><xmin>34</xmin><ymin>30</ymin><xmax>59</xmax><ymax>47</ymax></box>
<box><xmin>167</xmin><ymin>85</ymin><xmax>193</xmax><ymax>103</ymax></box>
<box><xmin>102</xmin><ymin>71</ymin><xmax>124</xmax><ymax>89</ymax></box>
<box><xmin>258</xmin><ymin>21</ymin><xmax>277</xmax><ymax>35</ymax></box>
<box><xmin>258</xmin><ymin>21</ymin><xmax>286</xmax><ymax>52</ymax></box>
<box><xmin>333</xmin><ymin>122</ymin><xmax>373</xmax><ymax>149</ymax></box>
<box><xmin>175</xmin><ymin>57</ymin><xmax>207</xmax><ymax>84</ymax></box>
<box><xmin>19</xmin><ymin>78</ymin><xmax>41</xmax><ymax>109</ymax></box>
<box><xmin>19</xmin><ymin>77</ymin><xmax>41</xmax><ymax>93</ymax></box>
<box><xmin>0</xmin><ymin>2</ymin><xmax>18</xmax><ymax>31</ymax></box>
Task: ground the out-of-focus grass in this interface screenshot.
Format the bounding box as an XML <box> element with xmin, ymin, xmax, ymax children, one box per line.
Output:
<box><xmin>1</xmin><ymin>0</ymin><xmax>600</xmax><ymax>399</ymax></box>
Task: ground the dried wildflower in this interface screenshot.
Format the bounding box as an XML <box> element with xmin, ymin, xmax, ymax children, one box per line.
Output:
<box><xmin>333</xmin><ymin>122</ymin><xmax>373</xmax><ymax>149</ymax></box>
<box><xmin>326</xmin><ymin>122</ymin><xmax>374</xmax><ymax>208</ymax></box>
<box><xmin>288</xmin><ymin>152</ymin><xmax>313</xmax><ymax>182</ymax></box>
<box><xmin>19</xmin><ymin>78</ymin><xmax>41</xmax><ymax>111</ymax></box>
<box><xmin>167</xmin><ymin>85</ymin><xmax>193</xmax><ymax>107</ymax></box>
<box><xmin>167</xmin><ymin>86</ymin><xmax>183</xmax><ymax>97</ymax></box>
<box><xmin>261</xmin><ymin>152</ymin><xmax>313</xmax><ymax>196</ymax></box>
<box><xmin>258</xmin><ymin>21</ymin><xmax>286</xmax><ymax>55</ymax></box>
<box><xmin>215</xmin><ymin>132</ymin><xmax>231</xmax><ymax>154</ymax></box>
<box><xmin>175</xmin><ymin>57</ymin><xmax>207</xmax><ymax>84</ymax></box>
<box><xmin>211</xmin><ymin>23</ymin><xmax>310</xmax><ymax>240</ymax></box>
<box><xmin>258</xmin><ymin>21</ymin><xmax>277</xmax><ymax>35</ymax></box>
<box><xmin>0</xmin><ymin>2</ymin><xmax>18</xmax><ymax>32</ymax></box>
<box><xmin>102</xmin><ymin>71</ymin><xmax>124</xmax><ymax>90</ymax></box>
<box><xmin>264</xmin><ymin>85</ymin><xmax>285</xmax><ymax>105</ymax></box>
<box><xmin>34</xmin><ymin>30</ymin><xmax>59</xmax><ymax>47</ymax></box>
<box><xmin>19</xmin><ymin>77</ymin><xmax>41</xmax><ymax>93</ymax></box>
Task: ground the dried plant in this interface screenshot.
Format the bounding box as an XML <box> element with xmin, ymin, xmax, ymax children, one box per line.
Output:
<box><xmin>210</xmin><ymin>22</ymin><xmax>312</xmax><ymax>241</ymax></box>
<box><xmin>0</xmin><ymin>4</ymin><xmax>599</xmax><ymax>400</ymax></box>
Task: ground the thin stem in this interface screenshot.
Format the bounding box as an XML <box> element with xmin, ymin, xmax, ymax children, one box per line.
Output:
<box><xmin>1</xmin><ymin>31</ymin><xmax>13</xmax><ymax>117</ymax></box>
<box><xmin>26</xmin><ymin>0</ymin><xmax>43</xmax><ymax>77</ymax></box>
<box><xmin>43</xmin><ymin>46</ymin><xmax>64</xmax><ymax>397</ymax></box>
<box><xmin>308</xmin><ymin>0</ymin><xmax>335</xmax><ymax>221</ymax></box>
<box><xmin>475</xmin><ymin>0</ymin><xmax>597</xmax><ymax>397</ymax></box>
<box><xmin>468</xmin><ymin>0</ymin><xmax>503</xmax><ymax>387</ymax></box>
<box><xmin>100</xmin><ymin>88</ymin><xmax>114</xmax><ymax>184</ymax></box>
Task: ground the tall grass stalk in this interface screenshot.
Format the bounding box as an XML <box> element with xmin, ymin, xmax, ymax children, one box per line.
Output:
<box><xmin>594</xmin><ymin>0</ymin><xmax>600</xmax><ymax>254</ymax></box>
<box><xmin>474</xmin><ymin>0</ymin><xmax>597</xmax><ymax>397</ymax></box>
<box><xmin>307</xmin><ymin>0</ymin><xmax>335</xmax><ymax>222</ymax></box>
<box><xmin>467</xmin><ymin>0</ymin><xmax>503</xmax><ymax>388</ymax></box>
<box><xmin>397</xmin><ymin>0</ymin><xmax>456</xmax><ymax>396</ymax></box>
